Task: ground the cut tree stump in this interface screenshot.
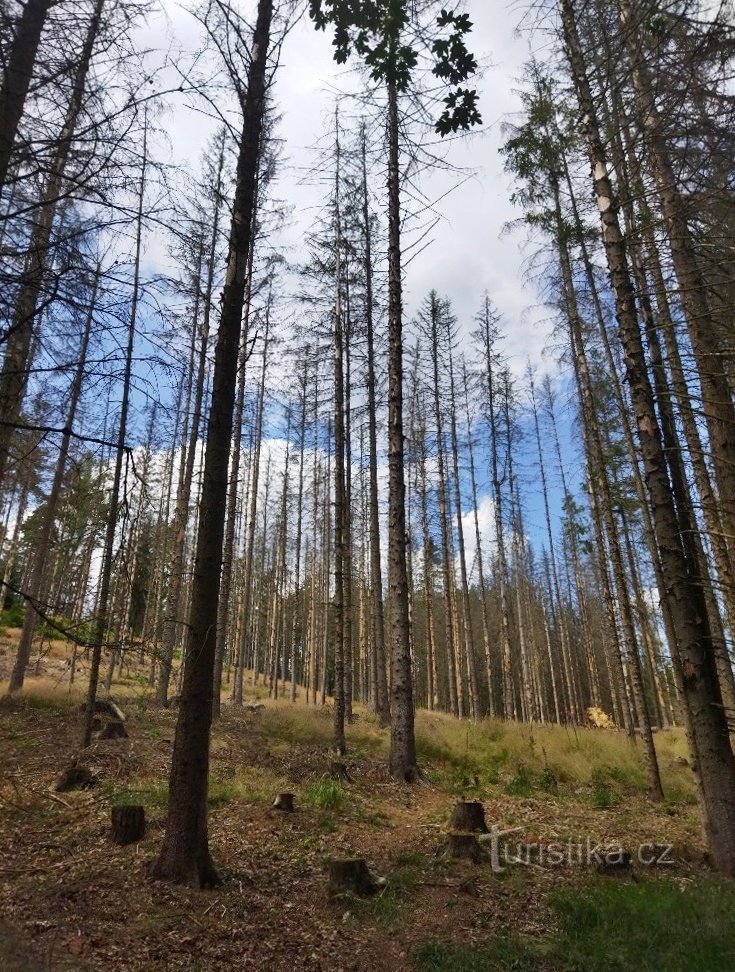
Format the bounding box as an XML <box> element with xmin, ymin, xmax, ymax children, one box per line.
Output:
<box><xmin>98</xmin><ymin>720</ymin><xmax>128</xmax><ymax>740</ymax></box>
<box><xmin>446</xmin><ymin>833</ymin><xmax>484</xmax><ymax>863</ymax></box>
<box><xmin>273</xmin><ymin>792</ymin><xmax>295</xmax><ymax>812</ymax></box>
<box><xmin>80</xmin><ymin>699</ymin><xmax>126</xmax><ymax>721</ymax></box>
<box><xmin>327</xmin><ymin>859</ymin><xmax>380</xmax><ymax>897</ymax></box>
<box><xmin>111</xmin><ymin>805</ymin><xmax>145</xmax><ymax>844</ymax></box>
<box><xmin>328</xmin><ymin>761</ymin><xmax>352</xmax><ymax>782</ymax></box>
<box><xmin>54</xmin><ymin>761</ymin><xmax>95</xmax><ymax>792</ymax></box>
<box><xmin>449</xmin><ymin>800</ymin><xmax>488</xmax><ymax>833</ymax></box>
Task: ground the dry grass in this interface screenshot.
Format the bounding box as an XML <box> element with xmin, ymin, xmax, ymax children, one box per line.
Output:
<box><xmin>1</xmin><ymin>653</ymin><xmax>696</xmax><ymax>808</ymax></box>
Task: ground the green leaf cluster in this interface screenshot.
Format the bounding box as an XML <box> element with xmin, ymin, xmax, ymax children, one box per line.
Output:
<box><xmin>308</xmin><ymin>0</ymin><xmax>481</xmax><ymax>135</ymax></box>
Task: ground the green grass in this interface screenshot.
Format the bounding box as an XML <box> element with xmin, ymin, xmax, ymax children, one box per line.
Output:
<box><xmin>304</xmin><ymin>779</ymin><xmax>347</xmax><ymax>811</ymax></box>
<box><xmin>414</xmin><ymin>878</ymin><xmax>735</xmax><ymax>972</ymax></box>
<box><xmin>106</xmin><ymin>764</ymin><xmax>290</xmax><ymax>811</ymax></box>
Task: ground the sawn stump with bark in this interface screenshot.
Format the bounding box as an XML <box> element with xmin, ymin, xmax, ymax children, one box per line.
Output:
<box><xmin>54</xmin><ymin>760</ymin><xmax>95</xmax><ymax>792</ymax></box>
<box><xmin>449</xmin><ymin>800</ymin><xmax>488</xmax><ymax>833</ymax></box>
<box><xmin>111</xmin><ymin>805</ymin><xmax>145</xmax><ymax>845</ymax></box>
<box><xmin>327</xmin><ymin>859</ymin><xmax>380</xmax><ymax>897</ymax></box>
<box><xmin>273</xmin><ymin>792</ymin><xmax>295</xmax><ymax>812</ymax></box>
<box><xmin>445</xmin><ymin>833</ymin><xmax>484</xmax><ymax>863</ymax></box>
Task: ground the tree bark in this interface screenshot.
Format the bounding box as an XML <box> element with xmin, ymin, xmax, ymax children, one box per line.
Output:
<box><xmin>0</xmin><ymin>0</ymin><xmax>54</xmax><ymax>191</ymax></box>
<box><xmin>150</xmin><ymin>0</ymin><xmax>272</xmax><ymax>887</ymax></box>
<box><xmin>561</xmin><ymin>0</ymin><xmax>735</xmax><ymax>869</ymax></box>
<box><xmin>386</xmin><ymin>72</ymin><xmax>419</xmax><ymax>782</ymax></box>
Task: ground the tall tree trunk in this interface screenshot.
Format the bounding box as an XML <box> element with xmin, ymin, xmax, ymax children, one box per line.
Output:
<box><xmin>233</xmin><ymin>300</ymin><xmax>270</xmax><ymax>703</ymax></box>
<box><xmin>150</xmin><ymin>0</ymin><xmax>272</xmax><ymax>887</ymax></box>
<box><xmin>83</xmin><ymin>120</ymin><xmax>146</xmax><ymax>748</ymax></box>
<box><xmin>447</xmin><ymin>346</ymin><xmax>479</xmax><ymax>718</ymax></box>
<box><xmin>156</xmin><ymin>240</ymin><xmax>206</xmax><ymax>705</ymax></box>
<box><xmin>428</xmin><ymin>298</ymin><xmax>459</xmax><ymax>717</ymax></box>
<box><xmin>332</xmin><ymin>117</ymin><xmax>346</xmax><ymax>753</ymax></box>
<box><xmin>386</xmin><ymin>71</ymin><xmax>419</xmax><ymax>781</ymax></box>
<box><xmin>0</xmin><ymin>0</ymin><xmax>54</xmax><ymax>191</ymax></box>
<box><xmin>9</xmin><ymin>267</ymin><xmax>98</xmax><ymax>692</ymax></box>
<box><xmin>0</xmin><ymin>0</ymin><xmax>105</xmax><ymax>492</ymax></box>
<box><xmin>561</xmin><ymin>0</ymin><xmax>735</xmax><ymax>868</ymax></box>
<box><xmin>477</xmin><ymin>299</ymin><xmax>515</xmax><ymax>720</ymax></box>
<box><xmin>462</xmin><ymin>363</ymin><xmax>494</xmax><ymax>716</ymax></box>
<box><xmin>361</xmin><ymin>125</ymin><xmax>390</xmax><ymax>726</ymax></box>
<box><xmin>288</xmin><ymin>362</ymin><xmax>307</xmax><ymax>701</ymax></box>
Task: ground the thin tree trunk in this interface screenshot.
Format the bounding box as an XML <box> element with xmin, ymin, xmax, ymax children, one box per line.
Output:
<box><xmin>386</xmin><ymin>71</ymin><xmax>419</xmax><ymax>781</ymax></box>
<box><xmin>83</xmin><ymin>120</ymin><xmax>146</xmax><ymax>748</ymax></box>
<box><xmin>9</xmin><ymin>267</ymin><xmax>98</xmax><ymax>692</ymax></box>
<box><xmin>562</xmin><ymin>0</ymin><xmax>735</xmax><ymax>866</ymax></box>
<box><xmin>361</xmin><ymin>125</ymin><xmax>390</xmax><ymax>725</ymax></box>
<box><xmin>0</xmin><ymin>0</ymin><xmax>105</xmax><ymax>492</ymax></box>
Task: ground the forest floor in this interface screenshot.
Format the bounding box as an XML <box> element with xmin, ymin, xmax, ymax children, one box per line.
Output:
<box><xmin>1</xmin><ymin>631</ymin><xmax>734</xmax><ymax>971</ymax></box>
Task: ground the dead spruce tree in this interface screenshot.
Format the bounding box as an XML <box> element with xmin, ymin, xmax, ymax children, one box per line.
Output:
<box><xmin>309</xmin><ymin>0</ymin><xmax>481</xmax><ymax>781</ymax></box>
<box><xmin>151</xmin><ymin>0</ymin><xmax>276</xmax><ymax>887</ymax></box>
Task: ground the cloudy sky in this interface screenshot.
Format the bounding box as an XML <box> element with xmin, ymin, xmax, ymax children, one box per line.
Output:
<box><xmin>135</xmin><ymin>0</ymin><xmax>578</xmax><ymax>551</ymax></box>
<box><xmin>146</xmin><ymin>0</ymin><xmax>557</xmax><ymax>371</ymax></box>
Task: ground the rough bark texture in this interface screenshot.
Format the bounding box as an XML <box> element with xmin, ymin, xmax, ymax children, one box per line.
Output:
<box><xmin>0</xmin><ymin>0</ymin><xmax>53</xmax><ymax>191</ymax></box>
<box><xmin>327</xmin><ymin>859</ymin><xmax>380</xmax><ymax>897</ymax></box>
<box><xmin>111</xmin><ymin>805</ymin><xmax>145</xmax><ymax>845</ymax></box>
<box><xmin>449</xmin><ymin>801</ymin><xmax>488</xmax><ymax>833</ymax></box>
<box><xmin>561</xmin><ymin>0</ymin><xmax>735</xmax><ymax>874</ymax></box>
<box><xmin>150</xmin><ymin>0</ymin><xmax>272</xmax><ymax>887</ymax></box>
<box><xmin>385</xmin><ymin>73</ymin><xmax>419</xmax><ymax>783</ymax></box>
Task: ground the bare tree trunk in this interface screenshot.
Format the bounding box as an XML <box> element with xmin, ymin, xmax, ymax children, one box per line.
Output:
<box><xmin>156</xmin><ymin>241</ymin><xmax>206</xmax><ymax>705</ymax></box>
<box><xmin>0</xmin><ymin>0</ymin><xmax>54</xmax><ymax>191</ymax></box>
<box><xmin>386</xmin><ymin>72</ymin><xmax>419</xmax><ymax>781</ymax></box>
<box><xmin>83</xmin><ymin>119</ymin><xmax>146</xmax><ymax>748</ymax></box>
<box><xmin>332</xmin><ymin>117</ymin><xmax>347</xmax><ymax>753</ymax></box>
<box><xmin>150</xmin><ymin>0</ymin><xmax>272</xmax><ymax>887</ymax></box>
<box><xmin>447</xmin><ymin>346</ymin><xmax>479</xmax><ymax>718</ymax></box>
<box><xmin>477</xmin><ymin>298</ymin><xmax>515</xmax><ymax>720</ymax></box>
<box><xmin>0</xmin><ymin>0</ymin><xmax>105</xmax><ymax>492</ymax></box>
<box><xmin>428</xmin><ymin>298</ymin><xmax>459</xmax><ymax>717</ymax></box>
<box><xmin>462</xmin><ymin>363</ymin><xmax>494</xmax><ymax>716</ymax></box>
<box><xmin>234</xmin><ymin>300</ymin><xmax>270</xmax><ymax>703</ymax></box>
<box><xmin>289</xmin><ymin>359</ymin><xmax>308</xmax><ymax>701</ymax></box>
<box><xmin>9</xmin><ymin>267</ymin><xmax>98</xmax><ymax>692</ymax></box>
<box><xmin>562</xmin><ymin>0</ymin><xmax>735</xmax><ymax>866</ymax></box>
<box><xmin>360</xmin><ymin>125</ymin><xmax>390</xmax><ymax>725</ymax></box>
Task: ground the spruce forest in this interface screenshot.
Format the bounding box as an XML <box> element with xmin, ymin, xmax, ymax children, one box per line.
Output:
<box><xmin>1</xmin><ymin>0</ymin><xmax>735</xmax><ymax>968</ymax></box>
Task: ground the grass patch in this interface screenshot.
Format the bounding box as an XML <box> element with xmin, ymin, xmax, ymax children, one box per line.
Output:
<box><xmin>106</xmin><ymin>764</ymin><xmax>290</xmax><ymax>811</ymax></box>
<box><xmin>414</xmin><ymin>878</ymin><xmax>735</xmax><ymax>971</ymax></box>
<box><xmin>505</xmin><ymin>763</ymin><xmax>536</xmax><ymax>797</ymax></box>
<box><xmin>304</xmin><ymin>779</ymin><xmax>347</xmax><ymax>811</ymax></box>
<box><xmin>350</xmin><ymin>888</ymin><xmax>402</xmax><ymax>929</ymax></box>
<box><xmin>411</xmin><ymin>710</ymin><xmax>695</xmax><ymax>805</ymax></box>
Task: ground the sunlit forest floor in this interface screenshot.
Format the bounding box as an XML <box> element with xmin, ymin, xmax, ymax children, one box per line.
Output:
<box><xmin>1</xmin><ymin>631</ymin><xmax>734</xmax><ymax>971</ymax></box>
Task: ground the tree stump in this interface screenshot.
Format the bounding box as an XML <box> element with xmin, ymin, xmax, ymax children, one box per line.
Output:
<box><xmin>273</xmin><ymin>792</ymin><xmax>295</xmax><ymax>812</ymax></box>
<box><xmin>80</xmin><ymin>699</ymin><xmax>126</xmax><ymax>721</ymax></box>
<box><xmin>111</xmin><ymin>805</ymin><xmax>145</xmax><ymax>845</ymax></box>
<box><xmin>449</xmin><ymin>800</ymin><xmax>488</xmax><ymax>833</ymax></box>
<box><xmin>446</xmin><ymin>833</ymin><xmax>484</xmax><ymax>863</ymax></box>
<box><xmin>99</xmin><ymin>720</ymin><xmax>128</xmax><ymax>740</ymax></box>
<box><xmin>327</xmin><ymin>859</ymin><xmax>380</xmax><ymax>897</ymax></box>
<box><xmin>329</xmin><ymin>761</ymin><xmax>352</xmax><ymax>782</ymax></box>
<box><xmin>54</xmin><ymin>761</ymin><xmax>95</xmax><ymax>792</ymax></box>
